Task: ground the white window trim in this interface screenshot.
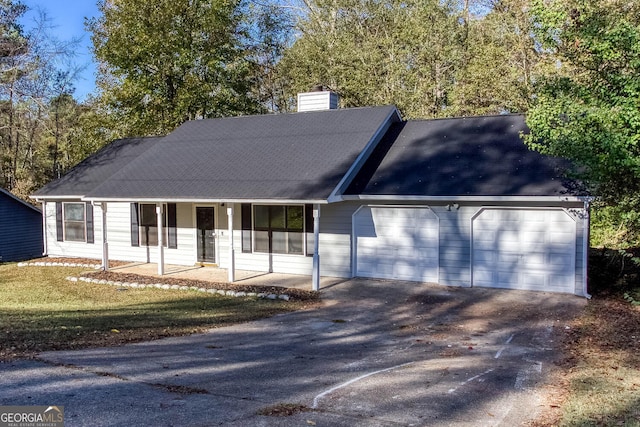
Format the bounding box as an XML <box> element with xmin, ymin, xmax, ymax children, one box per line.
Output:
<box><xmin>62</xmin><ymin>202</ymin><xmax>87</xmax><ymax>243</ymax></box>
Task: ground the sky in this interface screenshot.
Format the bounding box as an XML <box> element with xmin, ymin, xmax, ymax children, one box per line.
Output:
<box><xmin>20</xmin><ymin>0</ymin><xmax>101</xmax><ymax>101</ymax></box>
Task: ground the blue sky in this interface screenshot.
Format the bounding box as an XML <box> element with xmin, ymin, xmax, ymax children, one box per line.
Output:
<box><xmin>21</xmin><ymin>0</ymin><xmax>100</xmax><ymax>101</ymax></box>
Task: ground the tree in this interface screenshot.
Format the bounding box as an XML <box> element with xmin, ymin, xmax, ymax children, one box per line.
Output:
<box><xmin>0</xmin><ymin>2</ymin><xmax>82</xmax><ymax>197</ymax></box>
<box><xmin>276</xmin><ymin>0</ymin><xmax>465</xmax><ymax>118</ymax></box>
<box><xmin>524</xmin><ymin>0</ymin><xmax>640</xmax><ymax>244</ymax></box>
<box><xmin>89</xmin><ymin>0</ymin><xmax>266</xmax><ymax>136</ymax></box>
<box><xmin>449</xmin><ymin>0</ymin><xmax>554</xmax><ymax>115</ymax></box>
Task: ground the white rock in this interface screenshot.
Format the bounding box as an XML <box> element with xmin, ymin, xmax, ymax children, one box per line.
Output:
<box><xmin>278</xmin><ymin>295</ymin><xmax>290</xmax><ymax>301</ymax></box>
<box><xmin>161</xmin><ymin>284</ymin><xmax>171</xmax><ymax>290</ymax></box>
<box><xmin>235</xmin><ymin>291</ymin><xmax>247</xmax><ymax>297</ymax></box>
<box><xmin>216</xmin><ymin>290</ymin><xmax>226</xmax><ymax>295</ymax></box>
<box><xmin>170</xmin><ymin>285</ymin><xmax>180</xmax><ymax>290</ymax></box>
<box><xmin>267</xmin><ymin>294</ymin><xmax>277</xmax><ymax>300</ymax></box>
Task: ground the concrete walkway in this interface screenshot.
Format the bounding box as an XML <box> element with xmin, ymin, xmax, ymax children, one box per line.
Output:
<box><xmin>109</xmin><ymin>262</ymin><xmax>344</xmax><ymax>291</ymax></box>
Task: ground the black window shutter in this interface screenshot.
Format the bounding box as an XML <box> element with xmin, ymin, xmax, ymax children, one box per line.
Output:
<box><xmin>85</xmin><ymin>202</ymin><xmax>94</xmax><ymax>244</ymax></box>
<box><xmin>55</xmin><ymin>202</ymin><xmax>63</xmax><ymax>242</ymax></box>
<box><xmin>241</xmin><ymin>203</ymin><xmax>252</xmax><ymax>253</ymax></box>
<box><xmin>305</xmin><ymin>204</ymin><xmax>314</xmax><ymax>256</ymax></box>
<box><xmin>130</xmin><ymin>203</ymin><xmax>139</xmax><ymax>247</ymax></box>
<box><xmin>167</xmin><ymin>203</ymin><xmax>177</xmax><ymax>249</ymax></box>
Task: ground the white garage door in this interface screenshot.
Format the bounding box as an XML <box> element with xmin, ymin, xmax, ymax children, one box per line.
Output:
<box><xmin>472</xmin><ymin>208</ymin><xmax>576</xmax><ymax>293</ymax></box>
<box><xmin>353</xmin><ymin>206</ymin><xmax>439</xmax><ymax>282</ymax></box>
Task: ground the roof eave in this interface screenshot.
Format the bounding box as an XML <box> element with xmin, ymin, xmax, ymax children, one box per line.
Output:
<box><xmin>83</xmin><ymin>196</ymin><xmax>329</xmax><ymax>205</ymax></box>
<box><xmin>338</xmin><ymin>194</ymin><xmax>587</xmax><ymax>203</ymax></box>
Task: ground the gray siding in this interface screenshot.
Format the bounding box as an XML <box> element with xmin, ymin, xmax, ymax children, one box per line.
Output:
<box><xmin>0</xmin><ymin>193</ymin><xmax>43</xmax><ymax>262</ymax></box>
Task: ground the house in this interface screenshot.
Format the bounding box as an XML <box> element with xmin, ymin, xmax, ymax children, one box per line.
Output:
<box><xmin>32</xmin><ymin>90</ymin><xmax>591</xmax><ymax>296</ymax></box>
<box><xmin>0</xmin><ymin>187</ymin><xmax>43</xmax><ymax>262</ymax></box>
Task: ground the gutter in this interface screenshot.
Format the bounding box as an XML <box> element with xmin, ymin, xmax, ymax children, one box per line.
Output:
<box><xmin>336</xmin><ymin>194</ymin><xmax>586</xmax><ymax>203</ymax></box>
<box><xmin>81</xmin><ymin>197</ymin><xmax>330</xmax><ymax>205</ymax></box>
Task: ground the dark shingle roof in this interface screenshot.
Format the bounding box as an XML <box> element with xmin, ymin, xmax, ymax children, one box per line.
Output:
<box><xmin>345</xmin><ymin>114</ymin><xmax>578</xmax><ymax>197</ymax></box>
<box><xmin>85</xmin><ymin>106</ymin><xmax>398</xmax><ymax>201</ymax></box>
<box><xmin>33</xmin><ymin>137</ymin><xmax>161</xmax><ymax>197</ymax></box>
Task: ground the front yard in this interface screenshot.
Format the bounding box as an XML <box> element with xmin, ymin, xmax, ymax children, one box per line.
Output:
<box><xmin>1</xmin><ymin>257</ymin><xmax>639</xmax><ymax>426</ymax></box>
<box><xmin>0</xmin><ymin>262</ymin><xmax>314</xmax><ymax>361</ymax></box>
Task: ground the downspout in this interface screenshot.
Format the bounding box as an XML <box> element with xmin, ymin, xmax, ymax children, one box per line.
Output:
<box><xmin>41</xmin><ymin>201</ymin><xmax>48</xmax><ymax>256</ymax></box>
<box><xmin>583</xmin><ymin>198</ymin><xmax>593</xmax><ymax>299</ymax></box>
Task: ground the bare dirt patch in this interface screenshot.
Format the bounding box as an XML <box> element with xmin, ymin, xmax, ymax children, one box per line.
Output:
<box><xmin>256</xmin><ymin>403</ymin><xmax>312</xmax><ymax>417</ymax></box>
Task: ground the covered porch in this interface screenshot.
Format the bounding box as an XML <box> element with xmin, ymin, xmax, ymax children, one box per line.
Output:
<box><xmin>93</xmin><ymin>201</ymin><xmax>324</xmax><ymax>291</ymax></box>
<box><xmin>107</xmin><ymin>262</ymin><xmax>341</xmax><ymax>291</ymax></box>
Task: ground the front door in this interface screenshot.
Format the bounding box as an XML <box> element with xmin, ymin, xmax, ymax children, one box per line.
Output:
<box><xmin>196</xmin><ymin>207</ymin><xmax>215</xmax><ymax>263</ymax></box>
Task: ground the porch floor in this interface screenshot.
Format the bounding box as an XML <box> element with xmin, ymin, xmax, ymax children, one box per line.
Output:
<box><xmin>107</xmin><ymin>262</ymin><xmax>343</xmax><ymax>291</ymax></box>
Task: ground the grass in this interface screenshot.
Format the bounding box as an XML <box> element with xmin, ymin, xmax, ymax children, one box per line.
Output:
<box><xmin>0</xmin><ymin>263</ymin><xmax>311</xmax><ymax>360</ymax></box>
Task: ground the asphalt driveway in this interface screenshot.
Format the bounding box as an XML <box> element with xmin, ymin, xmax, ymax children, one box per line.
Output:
<box><xmin>0</xmin><ymin>279</ymin><xmax>586</xmax><ymax>426</ymax></box>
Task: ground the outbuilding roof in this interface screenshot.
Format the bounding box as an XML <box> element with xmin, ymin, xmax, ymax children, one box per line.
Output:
<box><xmin>0</xmin><ymin>187</ymin><xmax>41</xmax><ymax>213</ymax></box>
<box><xmin>83</xmin><ymin>106</ymin><xmax>398</xmax><ymax>201</ymax></box>
<box><xmin>345</xmin><ymin>114</ymin><xmax>579</xmax><ymax>197</ymax></box>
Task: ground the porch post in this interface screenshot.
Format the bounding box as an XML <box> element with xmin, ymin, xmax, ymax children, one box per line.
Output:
<box><xmin>100</xmin><ymin>202</ymin><xmax>109</xmax><ymax>271</ymax></box>
<box><xmin>312</xmin><ymin>204</ymin><xmax>321</xmax><ymax>291</ymax></box>
<box><xmin>156</xmin><ymin>203</ymin><xmax>164</xmax><ymax>275</ymax></box>
<box><xmin>227</xmin><ymin>204</ymin><xmax>235</xmax><ymax>282</ymax></box>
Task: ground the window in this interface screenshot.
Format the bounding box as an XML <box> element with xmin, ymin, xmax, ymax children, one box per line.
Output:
<box><xmin>56</xmin><ymin>201</ymin><xmax>94</xmax><ymax>243</ymax></box>
<box><xmin>253</xmin><ymin>205</ymin><xmax>304</xmax><ymax>255</ymax></box>
<box><xmin>63</xmin><ymin>203</ymin><xmax>86</xmax><ymax>242</ymax></box>
<box><xmin>139</xmin><ymin>203</ymin><xmax>167</xmax><ymax>246</ymax></box>
<box><xmin>130</xmin><ymin>203</ymin><xmax>177</xmax><ymax>248</ymax></box>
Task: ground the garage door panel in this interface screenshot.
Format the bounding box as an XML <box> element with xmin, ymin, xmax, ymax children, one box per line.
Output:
<box><xmin>354</xmin><ymin>206</ymin><xmax>439</xmax><ymax>282</ymax></box>
<box><xmin>472</xmin><ymin>209</ymin><xmax>576</xmax><ymax>293</ymax></box>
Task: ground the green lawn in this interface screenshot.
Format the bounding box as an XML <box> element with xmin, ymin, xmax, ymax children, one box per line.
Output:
<box><xmin>0</xmin><ymin>263</ymin><xmax>309</xmax><ymax>360</ymax></box>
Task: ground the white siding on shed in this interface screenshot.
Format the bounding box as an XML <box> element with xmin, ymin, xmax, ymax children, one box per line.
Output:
<box><xmin>353</xmin><ymin>206</ymin><xmax>439</xmax><ymax>282</ymax></box>
<box><xmin>472</xmin><ymin>208</ymin><xmax>576</xmax><ymax>293</ymax></box>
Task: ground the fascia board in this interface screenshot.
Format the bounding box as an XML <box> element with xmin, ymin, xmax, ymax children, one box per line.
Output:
<box><xmin>338</xmin><ymin>194</ymin><xmax>587</xmax><ymax>203</ymax></box>
<box><xmin>327</xmin><ymin>107</ymin><xmax>401</xmax><ymax>203</ymax></box>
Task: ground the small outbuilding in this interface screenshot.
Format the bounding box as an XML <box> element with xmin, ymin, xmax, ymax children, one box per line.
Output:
<box><xmin>0</xmin><ymin>187</ymin><xmax>43</xmax><ymax>262</ymax></box>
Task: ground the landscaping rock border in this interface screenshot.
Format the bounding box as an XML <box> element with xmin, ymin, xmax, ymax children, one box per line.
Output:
<box><xmin>19</xmin><ymin>261</ymin><xmax>101</xmax><ymax>269</ymax></box>
<box><xmin>65</xmin><ymin>276</ymin><xmax>292</xmax><ymax>301</ymax></box>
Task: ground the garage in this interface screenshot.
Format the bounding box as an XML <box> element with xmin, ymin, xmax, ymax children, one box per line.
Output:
<box><xmin>472</xmin><ymin>208</ymin><xmax>576</xmax><ymax>293</ymax></box>
<box><xmin>353</xmin><ymin>206</ymin><xmax>439</xmax><ymax>282</ymax></box>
